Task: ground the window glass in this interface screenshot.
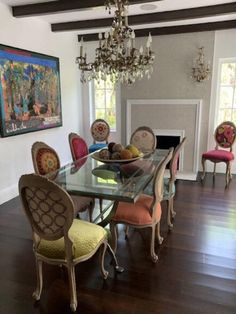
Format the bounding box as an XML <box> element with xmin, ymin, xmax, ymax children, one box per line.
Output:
<box><xmin>216</xmin><ymin>61</ymin><xmax>236</xmax><ymax>126</ymax></box>
<box><xmin>92</xmin><ymin>76</ymin><xmax>116</xmax><ymax>130</ymax></box>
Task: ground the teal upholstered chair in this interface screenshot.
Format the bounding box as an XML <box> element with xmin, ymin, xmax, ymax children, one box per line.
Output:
<box><xmin>144</xmin><ymin>137</ymin><xmax>186</xmax><ymax>230</ymax></box>
<box><xmin>89</xmin><ymin>119</ymin><xmax>110</xmax><ymax>153</ymax></box>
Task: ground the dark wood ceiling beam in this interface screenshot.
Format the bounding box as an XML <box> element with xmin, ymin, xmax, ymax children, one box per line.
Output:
<box><xmin>78</xmin><ymin>20</ymin><xmax>236</xmax><ymax>41</ymax></box>
<box><xmin>52</xmin><ymin>2</ymin><xmax>236</xmax><ymax>32</ymax></box>
<box><xmin>12</xmin><ymin>0</ymin><xmax>162</xmax><ymax>17</ymax></box>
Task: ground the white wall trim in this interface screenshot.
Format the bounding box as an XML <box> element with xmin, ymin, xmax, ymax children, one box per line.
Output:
<box><xmin>126</xmin><ymin>99</ymin><xmax>202</xmax><ymax>174</ymax></box>
<box><xmin>153</xmin><ymin>129</ymin><xmax>185</xmax><ymax>171</ymax></box>
<box><xmin>0</xmin><ymin>184</ymin><xmax>18</xmax><ymax>205</ymax></box>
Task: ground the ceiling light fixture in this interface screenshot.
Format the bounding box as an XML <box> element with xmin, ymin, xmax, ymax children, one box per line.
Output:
<box><xmin>192</xmin><ymin>47</ymin><xmax>211</xmax><ymax>83</ymax></box>
<box><xmin>76</xmin><ymin>0</ymin><xmax>155</xmax><ymax>84</ymax></box>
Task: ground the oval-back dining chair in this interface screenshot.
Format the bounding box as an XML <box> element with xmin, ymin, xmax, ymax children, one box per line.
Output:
<box><xmin>89</xmin><ymin>119</ymin><xmax>110</xmax><ymax>153</ymax></box>
<box><xmin>18</xmin><ymin>173</ymin><xmax>110</xmax><ymax>312</ymax></box>
<box><xmin>110</xmin><ymin>148</ymin><xmax>173</xmax><ymax>263</ymax></box>
<box><xmin>31</xmin><ymin>141</ymin><xmax>95</xmax><ymax>221</ymax></box>
<box><xmin>201</xmin><ymin>121</ymin><xmax>236</xmax><ymax>188</ymax></box>
<box><xmin>130</xmin><ymin>126</ymin><xmax>156</xmax><ymax>154</ymax></box>
<box><xmin>68</xmin><ymin>132</ymin><xmax>104</xmax><ymax>215</ymax></box>
<box><xmin>144</xmin><ymin>137</ymin><xmax>186</xmax><ymax>230</ymax></box>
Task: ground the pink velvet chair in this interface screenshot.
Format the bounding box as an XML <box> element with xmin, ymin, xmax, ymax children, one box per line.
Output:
<box><xmin>68</xmin><ymin>132</ymin><xmax>103</xmax><ymax>215</ymax></box>
<box><xmin>110</xmin><ymin>148</ymin><xmax>173</xmax><ymax>263</ymax></box>
<box><xmin>201</xmin><ymin>121</ymin><xmax>236</xmax><ymax>187</ymax></box>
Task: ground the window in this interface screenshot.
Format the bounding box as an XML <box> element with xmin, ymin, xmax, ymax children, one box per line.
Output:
<box><xmin>90</xmin><ymin>76</ymin><xmax>117</xmax><ymax>131</ymax></box>
<box><xmin>216</xmin><ymin>61</ymin><xmax>236</xmax><ymax>125</ymax></box>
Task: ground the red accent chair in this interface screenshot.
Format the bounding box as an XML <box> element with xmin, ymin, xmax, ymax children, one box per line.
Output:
<box><xmin>201</xmin><ymin>121</ymin><xmax>236</xmax><ymax>187</ymax></box>
<box><xmin>68</xmin><ymin>132</ymin><xmax>103</xmax><ymax>216</ymax></box>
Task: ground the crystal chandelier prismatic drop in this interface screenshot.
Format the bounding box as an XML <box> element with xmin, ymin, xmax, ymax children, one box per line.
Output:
<box><xmin>76</xmin><ymin>0</ymin><xmax>155</xmax><ymax>84</ymax></box>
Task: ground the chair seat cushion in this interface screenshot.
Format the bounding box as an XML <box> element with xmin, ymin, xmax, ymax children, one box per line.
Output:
<box><xmin>112</xmin><ymin>194</ymin><xmax>161</xmax><ymax>225</ymax></box>
<box><xmin>89</xmin><ymin>143</ymin><xmax>107</xmax><ymax>153</ymax></box>
<box><xmin>202</xmin><ymin>149</ymin><xmax>234</xmax><ymax>162</ymax></box>
<box><xmin>37</xmin><ymin>219</ymin><xmax>107</xmax><ymax>260</ymax></box>
<box><xmin>163</xmin><ymin>177</ymin><xmax>176</xmax><ymax>200</ymax></box>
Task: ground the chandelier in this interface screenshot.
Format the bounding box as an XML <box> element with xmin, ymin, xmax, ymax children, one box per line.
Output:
<box><xmin>76</xmin><ymin>0</ymin><xmax>155</xmax><ymax>84</ymax></box>
<box><xmin>192</xmin><ymin>47</ymin><xmax>211</xmax><ymax>82</ymax></box>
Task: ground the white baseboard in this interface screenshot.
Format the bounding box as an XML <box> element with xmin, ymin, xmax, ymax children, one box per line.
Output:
<box><xmin>0</xmin><ymin>184</ymin><xmax>18</xmax><ymax>205</ymax></box>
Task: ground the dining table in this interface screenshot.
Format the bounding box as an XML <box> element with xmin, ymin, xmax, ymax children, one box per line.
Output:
<box><xmin>49</xmin><ymin>148</ymin><xmax>168</xmax><ymax>227</ymax></box>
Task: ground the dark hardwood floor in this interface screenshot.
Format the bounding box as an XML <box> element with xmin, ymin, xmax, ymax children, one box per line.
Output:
<box><xmin>1</xmin><ymin>173</ymin><xmax>236</xmax><ymax>314</ymax></box>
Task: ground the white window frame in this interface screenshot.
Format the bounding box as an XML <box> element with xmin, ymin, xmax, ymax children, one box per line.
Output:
<box><xmin>89</xmin><ymin>79</ymin><xmax>120</xmax><ymax>132</ymax></box>
<box><xmin>215</xmin><ymin>57</ymin><xmax>236</xmax><ymax>129</ymax></box>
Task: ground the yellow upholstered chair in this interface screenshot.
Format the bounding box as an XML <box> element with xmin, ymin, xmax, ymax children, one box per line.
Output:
<box><xmin>110</xmin><ymin>148</ymin><xmax>173</xmax><ymax>263</ymax></box>
<box><xmin>89</xmin><ymin>119</ymin><xmax>110</xmax><ymax>153</ymax></box>
<box><xmin>31</xmin><ymin>141</ymin><xmax>95</xmax><ymax>221</ymax></box>
<box><xmin>201</xmin><ymin>121</ymin><xmax>236</xmax><ymax>187</ymax></box>
<box><xmin>130</xmin><ymin>126</ymin><xmax>156</xmax><ymax>154</ymax></box>
<box><xmin>18</xmin><ymin>173</ymin><xmax>111</xmax><ymax>312</ymax></box>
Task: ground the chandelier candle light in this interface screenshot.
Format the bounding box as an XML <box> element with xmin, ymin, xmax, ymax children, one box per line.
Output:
<box><xmin>192</xmin><ymin>47</ymin><xmax>211</xmax><ymax>83</ymax></box>
<box><xmin>76</xmin><ymin>0</ymin><xmax>155</xmax><ymax>84</ymax></box>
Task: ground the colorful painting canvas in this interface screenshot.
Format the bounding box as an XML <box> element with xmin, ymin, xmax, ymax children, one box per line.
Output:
<box><xmin>0</xmin><ymin>44</ymin><xmax>62</xmax><ymax>137</ymax></box>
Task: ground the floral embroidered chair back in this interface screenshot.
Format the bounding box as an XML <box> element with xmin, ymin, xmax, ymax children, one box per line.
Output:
<box><xmin>130</xmin><ymin>126</ymin><xmax>156</xmax><ymax>154</ymax></box>
<box><xmin>31</xmin><ymin>141</ymin><xmax>60</xmax><ymax>176</ymax></box>
<box><xmin>89</xmin><ymin>119</ymin><xmax>110</xmax><ymax>153</ymax></box>
<box><xmin>91</xmin><ymin>119</ymin><xmax>110</xmax><ymax>143</ymax></box>
<box><xmin>214</xmin><ymin>121</ymin><xmax>236</xmax><ymax>150</ymax></box>
<box><xmin>201</xmin><ymin>121</ymin><xmax>236</xmax><ymax>188</ymax></box>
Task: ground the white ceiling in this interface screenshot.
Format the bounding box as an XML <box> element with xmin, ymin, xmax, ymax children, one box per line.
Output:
<box><xmin>0</xmin><ymin>0</ymin><xmax>235</xmax><ymax>34</ymax></box>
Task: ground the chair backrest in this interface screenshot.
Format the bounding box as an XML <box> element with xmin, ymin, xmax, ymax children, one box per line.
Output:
<box><xmin>31</xmin><ymin>142</ymin><xmax>60</xmax><ymax>176</ymax></box>
<box><xmin>169</xmin><ymin>137</ymin><xmax>186</xmax><ymax>184</ymax></box>
<box><xmin>214</xmin><ymin>121</ymin><xmax>236</xmax><ymax>151</ymax></box>
<box><xmin>130</xmin><ymin>126</ymin><xmax>156</xmax><ymax>153</ymax></box>
<box><xmin>19</xmin><ymin>173</ymin><xmax>75</xmax><ymax>242</ymax></box>
<box><xmin>152</xmin><ymin>148</ymin><xmax>174</xmax><ymax>204</ymax></box>
<box><xmin>68</xmin><ymin>132</ymin><xmax>89</xmax><ymax>161</ymax></box>
<box><xmin>90</xmin><ymin>119</ymin><xmax>110</xmax><ymax>144</ymax></box>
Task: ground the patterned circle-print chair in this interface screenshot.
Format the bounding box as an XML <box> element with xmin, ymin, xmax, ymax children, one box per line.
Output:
<box><xmin>18</xmin><ymin>173</ymin><xmax>112</xmax><ymax>312</ymax></box>
<box><xmin>130</xmin><ymin>126</ymin><xmax>156</xmax><ymax>154</ymax></box>
<box><xmin>31</xmin><ymin>141</ymin><xmax>95</xmax><ymax>221</ymax></box>
<box><xmin>89</xmin><ymin>119</ymin><xmax>110</xmax><ymax>153</ymax></box>
<box><xmin>201</xmin><ymin>121</ymin><xmax>236</xmax><ymax>188</ymax></box>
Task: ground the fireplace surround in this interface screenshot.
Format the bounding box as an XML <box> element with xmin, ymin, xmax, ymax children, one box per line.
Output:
<box><xmin>126</xmin><ymin>99</ymin><xmax>202</xmax><ymax>179</ymax></box>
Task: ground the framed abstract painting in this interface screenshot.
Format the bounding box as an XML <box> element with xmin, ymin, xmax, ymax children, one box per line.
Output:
<box><xmin>0</xmin><ymin>44</ymin><xmax>62</xmax><ymax>137</ymax></box>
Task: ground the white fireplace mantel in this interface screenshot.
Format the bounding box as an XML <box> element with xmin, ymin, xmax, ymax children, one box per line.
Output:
<box><xmin>126</xmin><ymin>99</ymin><xmax>202</xmax><ymax>178</ymax></box>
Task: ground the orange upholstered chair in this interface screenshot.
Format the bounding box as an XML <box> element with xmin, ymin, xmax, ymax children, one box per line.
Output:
<box><xmin>201</xmin><ymin>121</ymin><xmax>236</xmax><ymax>187</ymax></box>
<box><xmin>31</xmin><ymin>141</ymin><xmax>95</xmax><ymax>221</ymax></box>
<box><xmin>110</xmin><ymin>148</ymin><xmax>173</xmax><ymax>263</ymax></box>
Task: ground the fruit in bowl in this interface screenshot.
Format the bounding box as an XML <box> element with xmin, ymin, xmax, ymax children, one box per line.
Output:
<box><xmin>97</xmin><ymin>142</ymin><xmax>141</xmax><ymax>161</ymax></box>
<box><xmin>126</xmin><ymin>144</ymin><xmax>140</xmax><ymax>157</ymax></box>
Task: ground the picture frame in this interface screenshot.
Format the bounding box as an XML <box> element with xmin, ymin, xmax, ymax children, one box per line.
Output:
<box><xmin>0</xmin><ymin>44</ymin><xmax>62</xmax><ymax>137</ymax></box>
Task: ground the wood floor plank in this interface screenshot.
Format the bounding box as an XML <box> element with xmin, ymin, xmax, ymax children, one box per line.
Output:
<box><xmin>0</xmin><ymin>173</ymin><xmax>236</xmax><ymax>313</ymax></box>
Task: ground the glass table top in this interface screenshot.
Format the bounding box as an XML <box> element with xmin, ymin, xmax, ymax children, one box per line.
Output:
<box><xmin>50</xmin><ymin>149</ymin><xmax>168</xmax><ymax>203</ymax></box>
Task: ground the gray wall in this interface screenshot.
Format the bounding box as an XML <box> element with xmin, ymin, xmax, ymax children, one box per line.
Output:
<box><xmin>121</xmin><ymin>31</ymin><xmax>215</xmax><ymax>170</ymax></box>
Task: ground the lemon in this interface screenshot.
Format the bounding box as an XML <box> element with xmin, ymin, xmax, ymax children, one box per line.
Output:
<box><xmin>126</xmin><ymin>144</ymin><xmax>140</xmax><ymax>157</ymax></box>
